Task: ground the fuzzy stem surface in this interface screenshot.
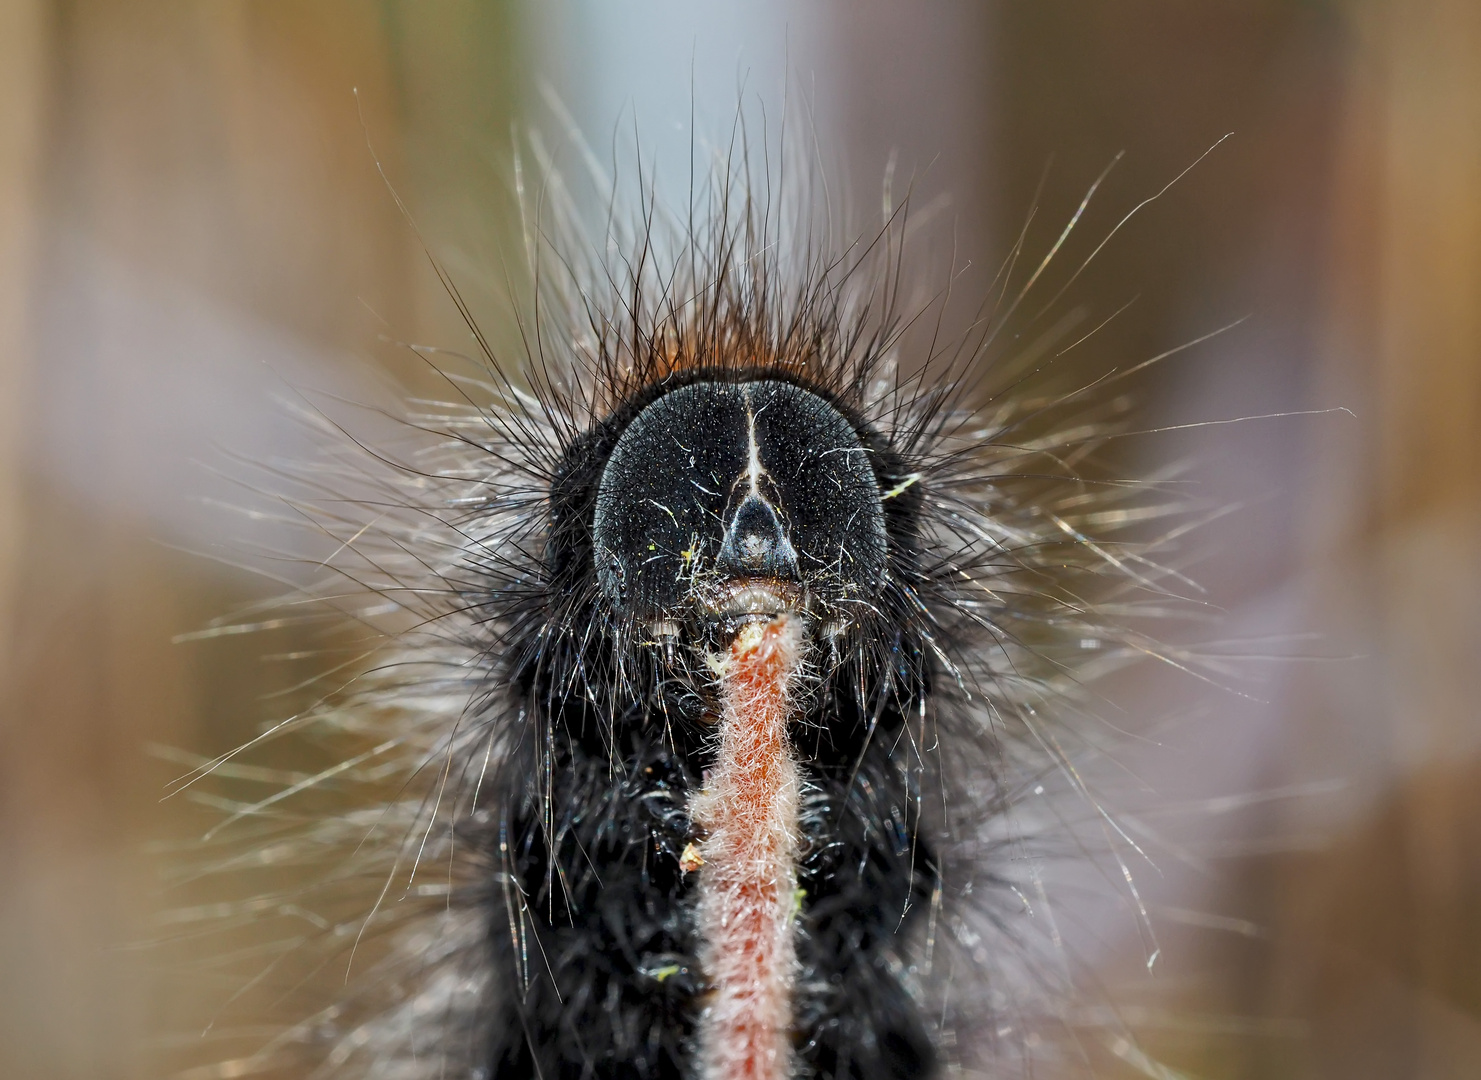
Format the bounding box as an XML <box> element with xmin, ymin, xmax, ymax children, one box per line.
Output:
<box><xmin>692</xmin><ymin>615</ymin><xmax>805</xmax><ymax>1080</ymax></box>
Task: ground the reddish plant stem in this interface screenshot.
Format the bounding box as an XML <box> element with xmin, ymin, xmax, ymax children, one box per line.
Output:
<box><xmin>692</xmin><ymin>615</ymin><xmax>806</xmax><ymax>1080</ymax></box>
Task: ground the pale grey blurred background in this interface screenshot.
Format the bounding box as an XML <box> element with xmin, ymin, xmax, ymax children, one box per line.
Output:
<box><xmin>0</xmin><ymin>2</ymin><xmax>1478</xmax><ymax>1078</ymax></box>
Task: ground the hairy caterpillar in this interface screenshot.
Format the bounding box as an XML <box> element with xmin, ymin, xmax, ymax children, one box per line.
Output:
<box><xmin>162</xmin><ymin>118</ymin><xmax>1202</xmax><ymax>1080</ymax></box>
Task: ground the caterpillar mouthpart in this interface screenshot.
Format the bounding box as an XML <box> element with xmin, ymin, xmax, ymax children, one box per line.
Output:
<box><xmin>701</xmin><ymin>578</ymin><xmax>807</xmax><ymax>624</ymax></box>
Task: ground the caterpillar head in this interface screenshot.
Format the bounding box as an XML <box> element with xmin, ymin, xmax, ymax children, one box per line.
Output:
<box><xmin>591</xmin><ymin>379</ymin><xmax>889</xmax><ymax>643</ymax></box>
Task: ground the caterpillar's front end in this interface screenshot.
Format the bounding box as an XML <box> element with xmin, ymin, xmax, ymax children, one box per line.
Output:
<box><xmin>170</xmin><ymin>117</ymin><xmax>1187</xmax><ymax>1080</ymax></box>
<box><xmin>496</xmin><ymin>374</ymin><xmax>937</xmax><ymax>1080</ymax></box>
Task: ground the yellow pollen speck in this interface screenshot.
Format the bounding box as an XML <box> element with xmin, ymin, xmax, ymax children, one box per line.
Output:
<box><xmin>881</xmin><ymin>472</ymin><xmax>922</xmax><ymax>500</ymax></box>
<box><xmin>679</xmin><ymin>843</ymin><xmax>705</xmax><ymax>873</ymax></box>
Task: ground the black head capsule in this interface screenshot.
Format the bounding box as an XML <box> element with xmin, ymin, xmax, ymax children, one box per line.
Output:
<box><xmin>591</xmin><ymin>379</ymin><xmax>889</xmax><ymax>636</ymax></box>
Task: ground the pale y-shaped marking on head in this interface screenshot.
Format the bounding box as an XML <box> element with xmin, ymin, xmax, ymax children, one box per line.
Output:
<box><xmin>742</xmin><ymin>386</ymin><xmax>768</xmax><ymax>499</ymax></box>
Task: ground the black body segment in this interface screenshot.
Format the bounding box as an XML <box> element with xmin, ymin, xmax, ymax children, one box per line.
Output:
<box><xmin>489</xmin><ymin>687</ymin><xmax>938</xmax><ymax>1080</ymax></box>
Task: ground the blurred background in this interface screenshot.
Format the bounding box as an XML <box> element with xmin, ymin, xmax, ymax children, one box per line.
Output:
<box><xmin>0</xmin><ymin>1</ymin><xmax>1477</xmax><ymax>1077</ymax></box>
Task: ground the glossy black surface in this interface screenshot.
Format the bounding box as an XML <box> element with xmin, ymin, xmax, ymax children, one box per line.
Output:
<box><xmin>591</xmin><ymin>381</ymin><xmax>888</xmax><ymax>622</ymax></box>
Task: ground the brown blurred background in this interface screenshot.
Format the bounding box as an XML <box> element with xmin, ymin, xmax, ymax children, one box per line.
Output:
<box><xmin>0</xmin><ymin>2</ymin><xmax>1477</xmax><ymax>1077</ymax></box>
